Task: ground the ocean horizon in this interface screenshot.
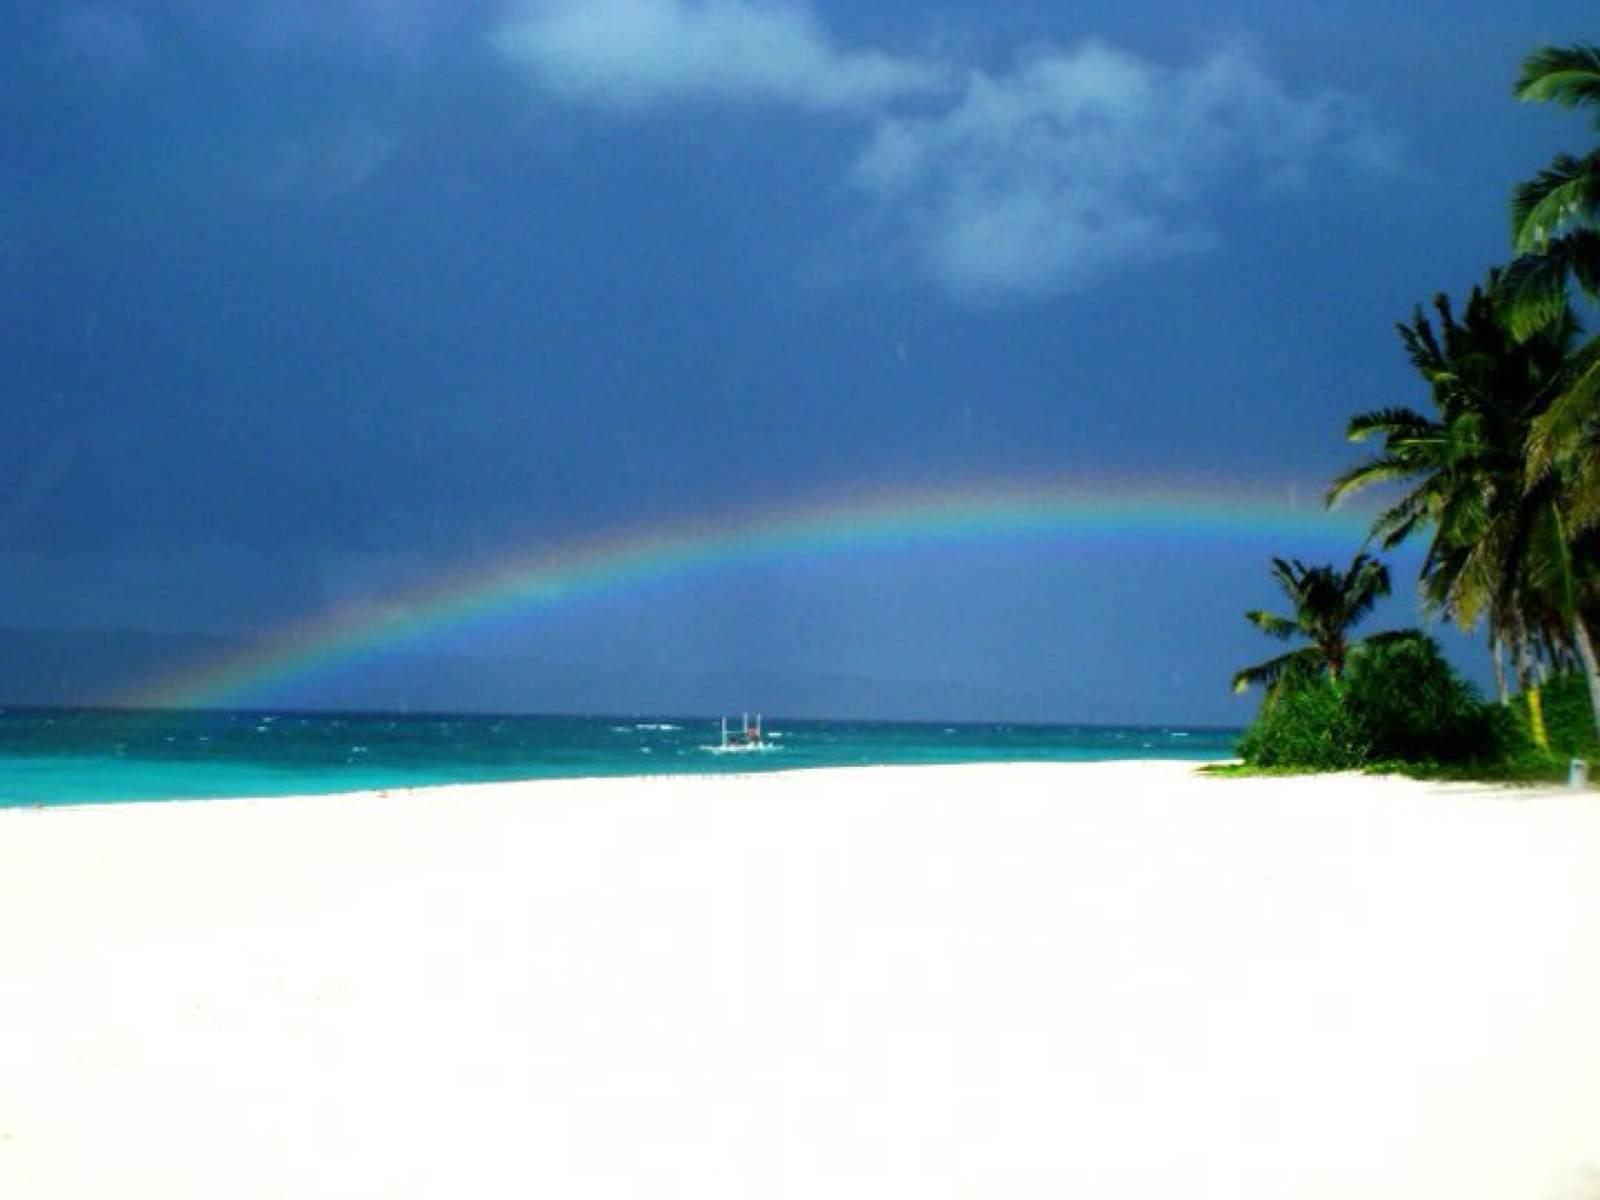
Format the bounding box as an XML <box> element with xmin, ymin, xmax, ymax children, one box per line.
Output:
<box><xmin>0</xmin><ymin>706</ymin><xmax>1240</xmax><ymax>807</ymax></box>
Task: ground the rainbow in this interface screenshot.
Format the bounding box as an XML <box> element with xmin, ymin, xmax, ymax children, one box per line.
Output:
<box><xmin>128</xmin><ymin>479</ymin><xmax>1372</xmax><ymax>709</ymax></box>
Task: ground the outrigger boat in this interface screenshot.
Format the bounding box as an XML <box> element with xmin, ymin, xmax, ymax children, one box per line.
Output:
<box><xmin>718</xmin><ymin>712</ymin><xmax>768</xmax><ymax>751</ymax></box>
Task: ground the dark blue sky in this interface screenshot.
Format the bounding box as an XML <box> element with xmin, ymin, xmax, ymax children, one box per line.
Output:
<box><xmin>1</xmin><ymin>1</ymin><xmax>1592</xmax><ymax>721</ymax></box>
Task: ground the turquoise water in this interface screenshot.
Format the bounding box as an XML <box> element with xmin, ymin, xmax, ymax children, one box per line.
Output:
<box><xmin>0</xmin><ymin>708</ymin><xmax>1240</xmax><ymax>807</ymax></box>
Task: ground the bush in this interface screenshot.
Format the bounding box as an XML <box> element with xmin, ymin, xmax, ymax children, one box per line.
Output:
<box><xmin>1237</xmin><ymin>673</ymin><xmax>1365</xmax><ymax>770</ymax></box>
<box><xmin>1237</xmin><ymin>632</ymin><xmax>1509</xmax><ymax>771</ymax></box>
<box><xmin>1513</xmin><ymin>670</ymin><xmax>1600</xmax><ymax>761</ymax></box>
<box><xmin>1342</xmin><ymin>633</ymin><xmax>1499</xmax><ymax>764</ymax></box>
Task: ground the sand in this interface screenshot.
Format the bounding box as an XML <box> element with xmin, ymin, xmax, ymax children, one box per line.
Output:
<box><xmin>0</xmin><ymin>761</ymin><xmax>1597</xmax><ymax>1199</ymax></box>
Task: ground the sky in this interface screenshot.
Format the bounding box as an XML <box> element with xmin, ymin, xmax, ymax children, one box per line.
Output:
<box><xmin>1</xmin><ymin>0</ymin><xmax>1593</xmax><ymax>723</ymax></box>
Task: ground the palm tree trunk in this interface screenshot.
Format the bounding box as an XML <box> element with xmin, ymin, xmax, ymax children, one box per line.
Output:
<box><xmin>1527</xmin><ymin>687</ymin><xmax>1550</xmax><ymax>753</ymax></box>
<box><xmin>1570</xmin><ymin>615</ymin><xmax>1600</xmax><ymax>742</ymax></box>
<box><xmin>1517</xmin><ymin>631</ymin><xmax>1551</xmax><ymax>752</ymax></box>
<box><xmin>1491</xmin><ymin>633</ymin><xmax>1508</xmax><ymax>704</ymax></box>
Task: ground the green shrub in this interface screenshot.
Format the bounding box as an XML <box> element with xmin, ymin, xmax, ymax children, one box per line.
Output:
<box><xmin>1237</xmin><ymin>673</ymin><xmax>1365</xmax><ymax>770</ymax></box>
<box><xmin>1513</xmin><ymin>670</ymin><xmax>1600</xmax><ymax>761</ymax></box>
<box><xmin>1237</xmin><ymin>631</ymin><xmax>1511</xmax><ymax>772</ymax></box>
<box><xmin>1342</xmin><ymin>633</ymin><xmax>1499</xmax><ymax>765</ymax></box>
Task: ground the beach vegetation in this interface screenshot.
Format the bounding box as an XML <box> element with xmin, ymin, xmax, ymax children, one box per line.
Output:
<box><xmin>1503</xmin><ymin>44</ymin><xmax>1600</xmax><ymax>340</ymax></box>
<box><xmin>1505</xmin><ymin>40</ymin><xmax>1600</xmax><ymax>739</ymax></box>
<box><xmin>1325</xmin><ymin>274</ymin><xmax>1588</xmax><ymax>747</ymax></box>
<box><xmin>1235</xmin><ymin>672</ymin><xmax>1364</xmax><ymax>770</ymax></box>
<box><xmin>1340</xmin><ymin>632</ymin><xmax>1503</xmax><ymax>765</ymax></box>
<box><xmin>1230</xmin><ymin>553</ymin><xmax>1392</xmax><ymax>695</ymax></box>
<box><xmin>1226</xmin><ymin>38</ymin><xmax>1600</xmax><ymax>783</ymax></box>
<box><xmin>1235</xmin><ymin>631</ymin><xmax>1509</xmax><ymax>773</ymax></box>
<box><xmin>1510</xmin><ymin>669</ymin><xmax>1600</xmax><ymax>764</ymax></box>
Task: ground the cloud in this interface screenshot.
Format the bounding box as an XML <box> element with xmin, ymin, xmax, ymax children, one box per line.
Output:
<box><xmin>491</xmin><ymin>0</ymin><xmax>945</xmax><ymax>112</ymax></box>
<box><xmin>487</xmin><ymin>13</ymin><xmax>1400</xmax><ymax>303</ymax></box>
<box><xmin>57</xmin><ymin>5</ymin><xmax>150</xmax><ymax>70</ymax></box>
<box><xmin>850</xmin><ymin>40</ymin><xmax>1402</xmax><ymax>301</ymax></box>
<box><xmin>264</xmin><ymin>121</ymin><xmax>399</xmax><ymax>198</ymax></box>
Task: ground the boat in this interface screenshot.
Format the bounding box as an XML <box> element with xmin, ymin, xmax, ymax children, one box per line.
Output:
<box><xmin>718</xmin><ymin>712</ymin><xmax>770</xmax><ymax>751</ymax></box>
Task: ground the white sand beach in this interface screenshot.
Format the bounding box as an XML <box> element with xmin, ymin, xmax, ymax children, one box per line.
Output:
<box><xmin>1</xmin><ymin>762</ymin><xmax>1597</xmax><ymax>1199</ymax></box>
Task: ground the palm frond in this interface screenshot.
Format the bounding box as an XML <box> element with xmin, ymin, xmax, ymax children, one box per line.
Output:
<box><xmin>1434</xmin><ymin>485</ymin><xmax>1489</xmax><ymax>549</ymax></box>
<box><xmin>1568</xmin><ymin>443</ymin><xmax>1600</xmax><ymax>533</ymax></box>
<box><xmin>1244</xmin><ymin>610</ymin><xmax>1299</xmax><ymax>640</ymax></box>
<box><xmin>1500</xmin><ymin>241</ymin><xmax>1596</xmax><ymax>339</ymax></box>
<box><xmin>1511</xmin><ymin>153</ymin><xmax>1600</xmax><ymax>251</ymax></box>
<box><xmin>1522</xmin><ymin>499</ymin><xmax>1578</xmax><ymax>623</ymax></box>
<box><xmin>1339</xmin><ymin>554</ymin><xmax>1392</xmax><ymax>630</ymax></box>
<box><xmin>1514</xmin><ymin>44</ymin><xmax>1600</xmax><ymax>114</ymax></box>
<box><xmin>1231</xmin><ymin>648</ymin><xmax>1317</xmax><ymax>695</ymax></box>
<box><xmin>1369</xmin><ymin>491</ymin><xmax>1436</xmax><ymax>550</ymax></box>
<box><xmin>1325</xmin><ymin>454</ymin><xmax>1424</xmax><ymax>508</ymax></box>
<box><xmin>1527</xmin><ymin>336</ymin><xmax>1600</xmax><ymax>479</ymax></box>
<box><xmin>1267</xmin><ymin>557</ymin><xmax>1302</xmax><ymax>602</ymax></box>
<box><xmin>1344</xmin><ymin>406</ymin><xmax>1442</xmax><ymax>444</ymax></box>
<box><xmin>1396</xmin><ymin>308</ymin><xmax>1446</xmax><ymax>378</ymax></box>
<box><xmin>1419</xmin><ymin>542</ymin><xmax>1468</xmax><ymax>621</ymax></box>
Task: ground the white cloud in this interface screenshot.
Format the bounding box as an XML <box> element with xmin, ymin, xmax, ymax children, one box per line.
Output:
<box><xmin>491</xmin><ymin>0</ymin><xmax>945</xmax><ymax>112</ymax></box>
<box><xmin>57</xmin><ymin>5</ymin><xmax>149</xmax><ymax>70</ymax></box>
<box><xmin>486</xmin><ymin>14</ymin><xmax>1399</xmax><ymax>303</ymax></box>
<box><xmin>851</xmin><ymin>40</ymin><xmax>1401</xmax><ymax>301</ymax></box>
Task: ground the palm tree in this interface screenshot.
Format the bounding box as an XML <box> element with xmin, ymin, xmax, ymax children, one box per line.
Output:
<box><xmin>1506</xmin><ymin>43</ymin><xmax>1600</xmax><ymax>565</ymax></box>
<box><xmin>1326</xmin><ymin>277</ymin><xmax>1590</xmax><ymax>747</ymax></box>
<box><xmin>1507</xmin><ymin>42</ymin><xmax>1600</xmax><ymax>740</ymax></box>
<box><xmin>1232</xmin><ymin>554</ymin><xmax>1392</xmax><ymax>694</ymax></box>
<box><xmin>1504</xmin><ymin>44</ymin><xmax>1600</xmax><ymax>339</ymax></box>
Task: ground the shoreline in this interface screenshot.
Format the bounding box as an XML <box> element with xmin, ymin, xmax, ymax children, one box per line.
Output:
<box><xmin>2</xmin><ymin>756</ymin><xmax>1236</xmax><ymax>813</ymax></box>
<box><xmin>1</xmin><ymin>762</ymin><xmax>1595</xmax><ymax>1198</ymax></box>
<box><xmin>1</xmin><ymin>753</ymin><xmax>1242</xmax><ymax>813</ymax></box>
<box><xmin>0</xmin><ymin>708</ymin><xmax>1243</xmax><ymax>809</ymax></box>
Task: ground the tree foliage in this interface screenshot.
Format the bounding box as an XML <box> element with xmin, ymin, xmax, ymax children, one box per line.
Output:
<box><xmin>1231</xmin><ymin>554</ymin><xmax>1391</xmax><ymax>694</ymax></box>
<box><xmin>1506</xmin><ymin>44</ymin><xmax>1600</xmax><ymax>336</ymax></box>
<box><xmin>1237</xmin><ymin>633</ymin><xmax>1508</xmax><ymax>772</ymax></box>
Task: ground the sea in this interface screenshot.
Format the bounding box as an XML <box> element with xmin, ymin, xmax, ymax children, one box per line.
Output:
<box><xmin>0</xmin><ymin>708</ymin><xmax>1241</xmax><ymax>808</ymax></box>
